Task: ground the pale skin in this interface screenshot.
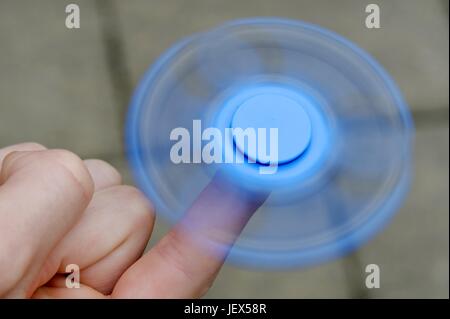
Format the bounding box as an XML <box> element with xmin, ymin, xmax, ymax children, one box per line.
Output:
<box><xmin>0</xmin><ymin>142</ymin><xmax>263</xmax><ymax>298</ymax></box>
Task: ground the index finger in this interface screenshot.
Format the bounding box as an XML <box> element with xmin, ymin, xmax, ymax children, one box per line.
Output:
<box><xmin>112</xmin><ymin>174</ymin><xmax>266</xmax><ymax>298</ymax></box>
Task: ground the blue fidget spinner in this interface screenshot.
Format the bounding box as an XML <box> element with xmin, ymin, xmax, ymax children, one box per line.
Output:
<box><xmin>125</xmin><ymin>18</ymin><xmax>414</xmax><ymax>269</ymax></box>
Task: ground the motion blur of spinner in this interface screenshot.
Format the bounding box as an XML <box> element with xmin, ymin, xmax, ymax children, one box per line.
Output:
<box><xmin>125</xmin><ymin>18</ymin><xmax>414</xmax><ymax>269</ymax></box>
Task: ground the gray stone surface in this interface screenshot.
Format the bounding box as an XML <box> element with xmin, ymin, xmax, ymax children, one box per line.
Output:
<box><xmin>138</xmin><ymin>221</ymin><xmax>352</xmax><ymax>298</ymax></box>
<box><xmin>115</xmin><ymin>0</ymin><xmax>449</xmax><ymax>111</ymax></box>
<box><xmin>356</xmin><ymin>126</ymin><xmax>449</xmax><ymax>298</ymax></box>
<box><xmin>207</xmin><ymin>260</ymin><xmax>351</xmax><ymax>298</ymax></box>
<box><xmin>0</xmin><ymin>0</ymin><xmax>122</xmax><ymax>156</ymax></box>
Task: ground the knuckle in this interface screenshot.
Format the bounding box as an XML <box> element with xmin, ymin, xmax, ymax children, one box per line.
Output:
<box><xmin>47</xmin><ymin>149</ymin><xmax>84</xmax><ymax>170</ymax></box>
<box><xmin>84</xmin><ymin>159</ymin><xmax>122</xmax><ymax>185</ymax></box>
<box><xmin>0</xmin><ymin>142</ymin><xmax>46</xmax><ymax>166</ymax></box>
<box><xmin>44</xmin><ymin>149</ymin><xmax>94</xmax><ymax>198</ymax></box>
<box><xmin>3</xmin><ymin>149</ymin><xmax>93</xmax><ymax>200</ymax></box>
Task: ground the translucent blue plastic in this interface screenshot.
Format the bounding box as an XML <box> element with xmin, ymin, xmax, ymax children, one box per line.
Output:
<box><xmin>126</xmin><ymin>18</ymin><xmax>414</xmax><ymax>269</ymax></box>
<box><xmin>231</xmin><ymin>90</ymin><xmax>312</xmax><ymax>164</ymax></box>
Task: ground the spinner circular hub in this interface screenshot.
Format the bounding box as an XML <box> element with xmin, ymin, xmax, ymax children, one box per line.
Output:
<box><xmin>231</xmin><ymin>90</ymin><xmax>312</xmax><ymax>164</ymax></box>
<box><xmin>126</xmin><ymin>18</ymin><xmax>414</xmax><ymax>268</ymax></box>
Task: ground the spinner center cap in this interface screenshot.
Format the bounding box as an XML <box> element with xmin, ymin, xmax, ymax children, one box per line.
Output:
<box><xmin>231</xmin><ymin>92</ymin><xmax>312</xmax><ymax>165</ymax></box>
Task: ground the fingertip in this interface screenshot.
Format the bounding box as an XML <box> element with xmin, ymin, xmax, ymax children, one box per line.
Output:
<box><xmin>84</xmin><ymin>159</ymin><xmax>122</xmax><ymax>191</ymax></box>
<box><xmin>0</xmin><ymin>142</ymin><xmax>46</xmax><ymax>168</ymax></box>
<box><xmin>100</xmin><ymin>185</ymin><xmax>156</xmax><ymax>232</ymax></box>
